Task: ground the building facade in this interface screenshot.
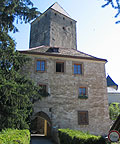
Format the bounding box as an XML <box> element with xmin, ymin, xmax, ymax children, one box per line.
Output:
<box><xmin>107</xmin><ymin>75</ymin><xmax>120</xmax><ymax>104</ymax></box>
<box><xmin>20</xmin><ymin>2</ymin><xmax>110</xmax><ymax>136</ymax></box>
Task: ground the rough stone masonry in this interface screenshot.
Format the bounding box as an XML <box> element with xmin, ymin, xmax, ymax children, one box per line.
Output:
<box><xmin>20</xmin><ymin>2</ymin><xmax>110</xmax><ymax>136</ymax></box>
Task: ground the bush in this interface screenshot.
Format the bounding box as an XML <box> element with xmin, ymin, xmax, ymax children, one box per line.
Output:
<box><xmin>0</xmin><ymin>129</ymin><xmax>30</xmax><ymax>144</ymax></box>
<box><xmin>109</xmin><ymin>102</ymin><xmax>120</xmax><ymax>121</ymax></box>
<box><xmin>58</xmin><ymin>129</ymin><xmax>106</xmax><ymax>144</ymax></box>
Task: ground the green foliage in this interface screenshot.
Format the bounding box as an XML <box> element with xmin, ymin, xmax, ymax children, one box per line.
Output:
<box><xmin>58</xmin><ymin>129</ymin><xmax>106</xmax><ymax>144</ymax></box>
<box><xmin>0</xmin><ymin>37</ymin><xmax>45</xmax><ymax>129</ymax></box>
<box><xmin>109</xmin><ymin>103</ymin><xmax>120</xmax><ymax>121</ymax></box>
<box><xmin>0</xmin><ymin>0</ymin><xmax>40</xmax><ymax>33</ymax></box>
<box><xmin>0</xmin><ymin>0</ymin><xmax>44</xmax><ymax>130</ymax></box>
<box><xmin>0</xmin><ymin>129</ymin><xmax>30</xmax><ymax>144</ymax></box>
<box><xmin>102</xmin><ymin>0</ymin><xmax>120</xmax><ymax>24</ymax></box>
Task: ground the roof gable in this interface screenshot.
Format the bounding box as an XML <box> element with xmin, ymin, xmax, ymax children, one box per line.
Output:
<box><xmin>50</xmin><ymin>2</ymin><xmax>71</xmax><ymax>18</ymax></box>
<box><xmin>107</xmin><ymin>75</ymin><xmax>118</xmax><ymax>90</ymax></box>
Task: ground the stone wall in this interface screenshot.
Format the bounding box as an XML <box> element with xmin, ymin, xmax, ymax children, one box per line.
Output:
<box><xmin>49</xmin><ymin>9</ymin><xmax>77</xmax><ymax>49</ymax></box>
<box><xmin>29</xmin><ymin>8</ymin><xmax>77</xmax><ymax>49</ymax></box>
<box><xmin>29</xmin><ymin>11</ymin><xmax>51</xmax><ymax>48</ymax></box>
<box><xmin>22</xmin><ymin>54</ymin><xmax>110</xmax><ymax>135</ymax></box>
<box><xmin>108</xmin><ymin>92</ymin><xmax>120</xmax><ymax>104</ymax></box>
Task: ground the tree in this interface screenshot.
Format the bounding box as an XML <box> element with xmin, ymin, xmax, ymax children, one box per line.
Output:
<box><xmin>109</xmin><ymin>103</ymin><xmax>120</xmax><ymax>121</ymax></box>
<box><xmin>0</xmin><ymin>0</ymin><xmax>45</xmax><ymax>130</ymax></box>
<box><xmin>102</xmin><ymin>0</ymin><xmax>120</xmax><ymax>23</ymax></box>
<box><xmin>0</xmin><ymin>0</ymin><xmax>40</xmax><ymax>33</ymax></box>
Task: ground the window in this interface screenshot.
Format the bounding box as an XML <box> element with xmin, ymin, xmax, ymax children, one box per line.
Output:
<box><xmin>52</xmin><ymin>48</ymin><xmax>59</xmax><ymax>53</ymax></box>
<box><xmin>39</xmin><ymin>84</ymin><xmax>50</xmax><ymax>97</ymax></box>
<box><xmin>39</xmin><ymin>84</ymin><xmax>46</xmax><ymax>91</ymax></box>
<box><xmin>56</xmin><ymin>62</ymin><xmax>64</xmax><ymax>73</ymax></box>
<box><xmin>74</xmin><ymin>64</ymin><xmax>82</xmax><ymax>74</ymax></box>
<box><xmin>78</xmin><ymin>111</ymin><xmax>89</xmax><ymax>125</ymax></box>
<box><xmin>79</xmin><ymin>87</ymin><xmax>88</xmax><ymax>99</ymax></box>
<box><xmin>36</xmin><ymin>60</ymin><xmax>45</xmax><ymax>72</ymax></box>
<box><xmin>79</xmin><ymin>87</ymin><xmax>86</xmax><ymax>96</ymax></box>
<box><xmin>39</xmin><ymin>84</ymin><xmax>47</xmax><ymax>94</ymax></box>
<box><xmin>63</xmin><ymin>27</ymin><xmax>66</xmax><ymax>31</ymax></box>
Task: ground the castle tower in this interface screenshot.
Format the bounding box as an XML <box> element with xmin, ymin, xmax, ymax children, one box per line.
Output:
<box><xmin>29</xmin><ymin>2</ymin><xmax>77</xmax><ymax>49</ymax></box>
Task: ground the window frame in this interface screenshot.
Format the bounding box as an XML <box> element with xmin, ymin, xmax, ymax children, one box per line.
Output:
<box><xmin>72</xmin><ymin>62</ymin><xmax>83</xmax><ymax>75</ymax></box>
<box><xmin>38</xmin><ymin>83</ymin><xmax>49</xmax><ymax>96</ymax></box>
<box><xmin>78</xmin><ymin>87</ymin><xmax>88</xmax><ymax>99</ymax></box>
<box><xmin>78</xmin><ymin>111</ymin><xmax>89</xmax><ymax>125</ymax></box>
<box><xmin>55</xmin><ymin>61</ymin><xmax>65</xmax><ymax>73</ymax></box>
<box><xmin>39</xmin><ymin>84</ymin><xmax>47</xmax><ymax>93</ymax></box>
<box><xmin>35</xmin><ymin>59</ymin><xmax>46</xmax><ymax>72</ymax></box>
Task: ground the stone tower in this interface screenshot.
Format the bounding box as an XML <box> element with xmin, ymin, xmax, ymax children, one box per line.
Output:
<box><xmin>29</xmin><ymin>2</ymin><xmax>77</xmax><ymax>49</ymax></box>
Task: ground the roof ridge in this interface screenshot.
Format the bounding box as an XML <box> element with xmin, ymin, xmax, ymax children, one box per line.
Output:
<box><xmin>50</xmin><ymin>2</ymin><xmax>71</xmax><ymax>18</ymax></box>
<box><xmin>19</xmin><ymin>45</ymin><xmax>45</xmax><ymax>51</ymax></box>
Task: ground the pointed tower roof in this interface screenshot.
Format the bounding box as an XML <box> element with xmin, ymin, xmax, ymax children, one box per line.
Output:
<box><xmin>50</xmin><ymin>2</ymin><xmax>71</xmax><ymax>18</ymax></box>
<box><xmin>107</xmin><ymin>75</ymin><xmax>118</xmax><ymax>90</ymax></box>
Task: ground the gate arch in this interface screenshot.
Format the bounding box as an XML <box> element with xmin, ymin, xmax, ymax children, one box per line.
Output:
<box><xmin>31</xmin><ymin>111</ymin><xmax>52</xmax><ymax>136</ymax></box>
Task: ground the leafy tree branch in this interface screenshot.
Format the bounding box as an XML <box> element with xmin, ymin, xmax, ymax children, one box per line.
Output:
<box><xmin>102</xmin><ymin>0</ymin><xmax>120</xmax><ymax>23</ymax></box>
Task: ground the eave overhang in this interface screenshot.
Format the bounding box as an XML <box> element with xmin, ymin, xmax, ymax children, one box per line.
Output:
<box><xmin>19</xmin><ymin>51</ymin><xmax>107</xmax><ymax>63</ymax></box>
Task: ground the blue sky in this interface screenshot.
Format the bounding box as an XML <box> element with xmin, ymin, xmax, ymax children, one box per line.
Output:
<box><xmin>11</xmin><ymin>0</ymin><xmax>120</xmax><ymax>90</ymax></box>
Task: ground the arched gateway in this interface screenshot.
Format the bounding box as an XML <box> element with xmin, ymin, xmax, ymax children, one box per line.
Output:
<box><xmin>31</xmin><ymin>111</ymin><xmax>52</xmax><ymax>136</ymax></box>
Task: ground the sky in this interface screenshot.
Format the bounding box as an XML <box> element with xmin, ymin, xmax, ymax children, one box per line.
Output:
<box><xmin>11</xmin><ymin>0</ymin><xmax>120</xmax><ymax>91</ymax></box>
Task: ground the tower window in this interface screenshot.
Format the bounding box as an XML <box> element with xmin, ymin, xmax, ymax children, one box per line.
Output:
<box><xmin>63</xmin><ymin>17</ymin><xmax>65</xmax><ymax>20</ymax></box>
<box><xmin>54</xmin><ymin>13</ymin><xmax>57</xmax><ymax>16</ymax></box>
<box><xmin>63</xmin><ymin>27</ymin><xmax>66</xmax><ymax>30</ymax></box>
<box><xmin>68</xmin><ymin>28</ymin><xmax>70</xmax><ymax>31</ymax></box>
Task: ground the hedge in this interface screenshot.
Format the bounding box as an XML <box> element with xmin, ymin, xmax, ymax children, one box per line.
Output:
<box><xmin>58</xmin><ymin>129</ymin><xmax>106</xmax><ymax>144</ymax></box>
<box><xmin>0</xmin><ymin>129</ymin><xmax>30</xmax><ymax>144</ymax></box>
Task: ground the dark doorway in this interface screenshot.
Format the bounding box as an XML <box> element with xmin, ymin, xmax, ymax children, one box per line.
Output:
<box><xmin>31</xmin><ymin>111</ymin><xmax>51</xmax><ymax>137</ymax></box>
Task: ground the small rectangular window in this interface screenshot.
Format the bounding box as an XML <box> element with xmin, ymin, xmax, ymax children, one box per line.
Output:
<box><xmin>79</xmin><ymin>87</ymin><xmax>86</xmax><ymax>96</ymax></box>
<box><xmin>74</xmin><ymin>64</ymin><xmax>82</xmax><ymax>74</ymax></box>
<box><xmin>39</xmin><ymin>84</ymin><xmax>46</xmax><ymax>94</ymax></box>
<box><xmin>36</xmin><ymin>60</ymin><xmax>45</xmax><ymax>72</ymax></box>
<box><xmin>56</xmin><ymin>62</ymin><xmax>64</xmax><ymax>73</ymax></box>
<box><xmin>78</xmin><ymin>111</ymin><xmax>89</xmax><ymax>125</ymax></box>
<box><xmin>79</xmin><ymin>87</ymin><xmax>88</xmax><ymax>99</ymax></box>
